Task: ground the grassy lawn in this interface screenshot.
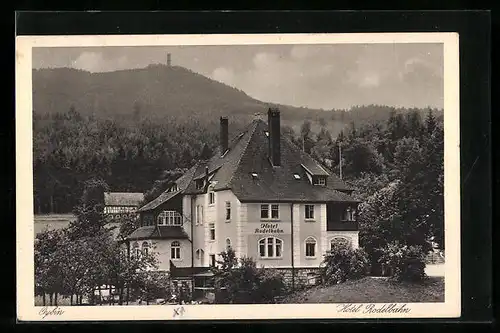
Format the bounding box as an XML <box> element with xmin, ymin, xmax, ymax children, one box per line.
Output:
<box><xmin>280</xmin><ymin>277</ymin><xmax>444</xmax><ymax>303</ymax></box>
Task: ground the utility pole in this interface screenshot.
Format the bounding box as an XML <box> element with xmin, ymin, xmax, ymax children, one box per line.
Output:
<box><xmin>338</xmin><ymin>139</ymin><xmax>343</xmax><ymax>180</ymax></box>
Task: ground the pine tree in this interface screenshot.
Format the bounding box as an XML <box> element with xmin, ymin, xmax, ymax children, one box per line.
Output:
<box><xmin>425</xmin><ymin>108</ymin><xmax>437</xmax><ymax>134</ymax></box>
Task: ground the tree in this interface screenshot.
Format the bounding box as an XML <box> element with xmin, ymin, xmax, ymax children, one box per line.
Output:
<box><xmin>142</xmin><ymin>167</ymin><xmax>188</xmax><ymax>204</ymax></box>
<box><xmin>299</xmin><ymin>120</ymin><xmax>315</xmax><ymax>153</ymax></box>
<box><xmin>358</xmin><ymin>180</ymin><xmax>402</xmax><ymax>275</ymax></box>
<box><xmin>378</xmin><ymin>242</ymin><xmax>426</xmax><ymax>281</ymax></box>
<box><xmin>199</xmin><ymin>143</ymin><xmax>213</xmax><ymax>160</ymax></box>
<box><xmin>393</xmin><ymin>137</ymin><xmax>436</xmax><ymax>251</ymax></box>
<box><xmin>322</xmin><ymin>242</ymin><xmax>369</xmax><ymax>284</ymax></box>
<box><xmin>68</xmin><ymin>177</ymin><xmax>109</xmax><ymax>239</ymax></box>
<box><xmin>405</xmin><ymin>109</ymin><xmax>424</xmax><ymax>138</ymax></box>
<box><xmin>420</xmin><ymin>123</ymin><xmax>445</xmax><ymax>248</ymax></box>
<box><xmin>117</xmin><ymin>214</ymin><xmax>141</xmax><ymax>241</ymax></box>
<box><xmin>425</xmin><ymin>109</ymin><xmax>437</xmax><ymax>135</ymax></box>
<box><xmin>341</xmin><ymin>137</ymin><xmax>384</xmax><ymax>178</ymax></box>
<box><xmin>212</xmin><ymin>249</ymin><xmax>285</xmax><ymax>304</ymax></box>
<box><xmin>311</xmin><ymin>127</ymin><xmax>333</xmax><ymax>163</ymax></box>
<box><xmin>35</xmin><ymin>229</ymin><xmax>66</xmax><ymax>305</ymax></box>
<box><xmin>106</xmin><ymin>242</ymin><xmax>160</xmax><ymax>305</ymax></box>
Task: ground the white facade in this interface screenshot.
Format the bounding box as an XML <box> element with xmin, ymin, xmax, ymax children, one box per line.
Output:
<box><xmin>147</xmin><ymin>189</ymin><xmax>359</xmax><ymax>270</ymax></box>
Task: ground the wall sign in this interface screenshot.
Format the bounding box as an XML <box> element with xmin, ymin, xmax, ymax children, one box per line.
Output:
<box><xmin>253</xmin><ymin>222</ymin><xmax>291</xmax><ymax>235</ymax></box>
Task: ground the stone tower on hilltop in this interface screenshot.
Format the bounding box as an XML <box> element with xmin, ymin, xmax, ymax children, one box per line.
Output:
<box><xmin>167</xmin><ymin>53</ymin><xmax>172</xmax><ymax>67</ymax></box>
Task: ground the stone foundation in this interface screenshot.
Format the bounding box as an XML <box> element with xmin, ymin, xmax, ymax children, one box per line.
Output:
<box><xmin>275</xmin><ymin>267</ymin><xmax>324</xmax><ymax>288</ymax></box>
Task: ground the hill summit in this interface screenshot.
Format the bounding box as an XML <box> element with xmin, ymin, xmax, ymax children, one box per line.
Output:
<box><xmin>32</xmin><ymin>64</ymin><xmax>327</xmax><ymax>121</ymax></box>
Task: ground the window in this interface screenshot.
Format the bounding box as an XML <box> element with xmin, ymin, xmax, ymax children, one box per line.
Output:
<box><xmin>209</xmin><ymin>254</ymin><xmax>216</xmax><ymax>267</ymax></box>
<box><xmin>142</xmin><ymin>242</ymin><xmax>149</xmax><ymax>256</ymax></box>
<box><xmin>260</xmin><ymin>204</ymin><xmax>269</xmax><ymax>219</ymax></box>
<box><xmin>196</xmin><ymin>249</ymin><xmax>205</xmax><ymax>266</ymax></box>
<box><xmin>258</xmin><ymin>237</ymin><xmax>283</xmax><ymax>258</ymax></box>
<box><xmin>209</xmin><ymin>223</ymin><xmax>215</xmax><ymax>241</ymax></box>
<box><xmin>196</xmin><ymin>248</ymin><xmax>204</xmax><ymax>259</ymax></box>
<box><xmin>225</xmin><ymin>201</ymin><xmax>231</xmax><ymax>221</ymax></box>
<box><xmin>171</xmin><ymin>241</ymin><xmax>181</xmax><ymax>259</ymax></box>
<box><xmin>195</xmin><ymin>179</ymin><xmax>204</xmax><ymax>190</ymax></box>
<box><xmin>293</xmin><ymin>174</ymin><xmax>301</xmax><ymax>180</ymax></box>
<box><xmin>331</xmin><ymin>237</ymin><xmax>351</xmax><ymax>250</ymax></box>
<box><xmin>342</xmin><ymin>207</ymin><xmax>356</xmax><ymax>221</ymax></box>
<box><xmin>209</xmin><ymin>191</ymin><xmax>215</xmax><ymax>205</ymax></box>
<box><xmin>305</xmin><ymin>204</ymin><xmax>315</xmax><ymax>220</ymax></box>
<box><xmin>132</xmin><ymin>242</ymin><xmax>140</xmax><ymax>258</ymax></box>
<box><xmin>271</xmin><ymin>204</ymin><xmax>279</xmax><ymax>219</ymax></box>
<box><xmin>260</xmin><ymin>204</ymin><xmax>279</xmax><ymax>220</ymax></box>
<box><xmin>305</xmin><ymin>237</ymin><xmax>317</xmax><ymax>258</ymax></box>
<box><xmin>157</xmin><ymin>211</ymin><xmax>182</xmax><ymax>226</ymax></box>
<box><xmin>226</xmin><ymin>238</ymin><xmax>232</xmax><ymax>250</ymax></box>
<box><xmin>142</xmin><ymin>215</ymin><xmax>151</xmax><ymax>226</ymax></box>
<box><xmin>196</xmin><ymin>205</ymin><xmax>204</xmax><ymax>225</ymax></box>
<box><xmin>313</xmin><ymin>176</ymin><xmax>326</xmax><ymax>186</ymax></box>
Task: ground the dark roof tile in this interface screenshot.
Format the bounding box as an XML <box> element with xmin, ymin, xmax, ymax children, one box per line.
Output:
<box><xmin>137</xmin><ymin>164</ymin><xmax>199</xmax><ymax>212</ymax></box>
<box><xmin>140</xmin><ymin>115</ymin><xmax>358</xmax><ymax>209</ymax></box>
<box><xmin>104</xmin><ymin>192</ymin><xmax>144</xmax><ymax>206</ymax></box>
<box><xmin>126</xmin><ymin>226</ymin><xmax>189</xmax><ymax>241</ymax></box>
<box><xmin>169</xmin><ymin>262</ymin><xmax>212</xmax><ymax>278</ymax></box>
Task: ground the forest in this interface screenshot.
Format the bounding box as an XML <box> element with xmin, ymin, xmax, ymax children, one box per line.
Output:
<box><xmin>33</xmin><ymin>65</ymin><xmax>442</xmax><ymax>216</ymax></box>
<box><xmin>32</xmin><ymin>65</ymin><xmax>445</xmax><ymax>304</ymax></box>
<box><xmin>33</xmin><ymin>106</ymin><xmax>444</xmax><ymax>253</ymax></box>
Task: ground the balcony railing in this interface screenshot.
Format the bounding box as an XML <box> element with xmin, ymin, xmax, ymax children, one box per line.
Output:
<box><xmin>327</xmin><ymin>220</ymin><xmax>359</xmax><ymax>231</ymax></box>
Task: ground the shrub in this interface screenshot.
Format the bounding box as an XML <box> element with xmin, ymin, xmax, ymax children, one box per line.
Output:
<box><xmin>256</xmin><ymin>268</ymin><xmax>286</xmax><ymax>303</ymax></box>
<box><xmin>322</xmin><ymin>242</ymin><xmax>369</xmax><ymax>284</ymax></box>
<box><xmin>133</xmin><ymin>271</ymin><xmax>172</xmax><ymax>304</ymax></box>
<box><xmin>377</xmin><ymin>242</ymin><xmax>426</xmax><ymax>282</ymax></box>
<box><xmin>212</xmin><ymin>249</ymin><xmax>286</xmax><ymax>304</ymax></box>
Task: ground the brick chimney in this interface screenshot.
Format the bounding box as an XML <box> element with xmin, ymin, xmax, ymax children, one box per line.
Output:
<box><xmin>268</xmin><ymin>108</ymin><xmax>281</xmax><ymax>166</ymax></box>
<box><xmin>220</xmin><ymin>116</ymin><xmax>229</xmax><ymax>155</ymax></box>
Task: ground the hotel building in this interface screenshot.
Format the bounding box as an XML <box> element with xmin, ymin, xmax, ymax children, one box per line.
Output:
<box><xmin>125</xmin><ymin>108</ymin><xmax>361</xmax><ymax>293</ymax></box>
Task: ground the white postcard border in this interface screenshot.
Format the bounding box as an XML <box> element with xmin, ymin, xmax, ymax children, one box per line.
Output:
<box><xmin>16</xmin><ymin>32</ymin><xmax>461</xmax><ymax>321</ymax></box>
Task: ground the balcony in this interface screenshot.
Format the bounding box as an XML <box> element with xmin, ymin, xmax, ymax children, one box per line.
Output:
<box><xmin>326</xmin><ymin>220</ymin><xmax>359</xmax><ymax>231</ymax></box>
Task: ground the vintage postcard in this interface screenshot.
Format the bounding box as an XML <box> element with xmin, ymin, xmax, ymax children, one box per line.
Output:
<box><xmin>16</xmin><ymin>32</ymin><xmax>460</xmax><ymax>321</ymax></box>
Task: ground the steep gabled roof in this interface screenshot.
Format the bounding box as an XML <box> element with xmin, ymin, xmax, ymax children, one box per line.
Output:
<box><xmin>126</xmin><ymin>225</ymin><xmax>189</xmax><ymax>241</ymax></box>
<box><xmin>139</xmin><ymin>118</ymin><xmax>358</xmax><ymax>211</ymax></box>
<box><xmin>225</xmin><ymin>120</ymin><xmax>357</xmax><ymax>202</ymax></box>
<box><xmin>137</xmin><ymin>164</ymin><xmax>199</xmax><ymax>212</ymax></box>
<box><xmin>104</xmin><ymin>192</ymin><xmax>144</xmax><ymax>207</ymax></box>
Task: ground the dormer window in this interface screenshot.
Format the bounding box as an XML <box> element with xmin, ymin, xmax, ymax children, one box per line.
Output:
<box><xmin>313</xmin><ymin>176</ymin><xmax>326</xmax><ymax>186</ymax></box>
<box><xmin>342</xmin><ymin>207</ymin><xmax>356</xmax><ymax>221</ymax></box>
<box><xmin>195</xmin><ymin>179</ymin><xmax>204</xmax><ymax>190</ymax></box>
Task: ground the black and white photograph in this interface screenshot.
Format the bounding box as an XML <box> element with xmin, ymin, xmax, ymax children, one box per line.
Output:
<box><xmin>16</xmin><ymin>33</ymin><xmax>461</xmax><ymax>320</ymax></box>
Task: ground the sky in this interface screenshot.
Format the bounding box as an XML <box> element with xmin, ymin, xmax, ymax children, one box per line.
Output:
<box><xmin>33</xmin><ymin>43</ymin><xmax>444</xmax><ymax>110</ymax></box>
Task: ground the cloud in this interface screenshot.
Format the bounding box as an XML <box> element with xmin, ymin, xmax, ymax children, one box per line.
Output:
<box><xmin>34</xmin><ymin>44</ymin><xmax>444</xmax><ymax>109</ymax></box>
<box><xmin>71</xmin><ymin>52</ymin><xmax>104</xmax><ymax>72</ymax></box>
<box><xmin>359</xmin><ymin>73</ymin><xmax>381</xmax><ymax>88</ymax></box>
<box><xmin>252</xmin><ymin>52</ymin><xmax>280</xmax><ymax>68</ymax></box>
<box><xmin>71</xmin><ymin>52</ymin><xmax>129</xmax><ymax>72</ymax></box>
<box><xmin>290</xmin><ymin>45</ymin><xmax>318</xmax><ymax>60</ymax></box>
<box><xmin>211</xmin><ymin>67</ymin><xmax>235</xmax><ymax>85</ymax></box>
